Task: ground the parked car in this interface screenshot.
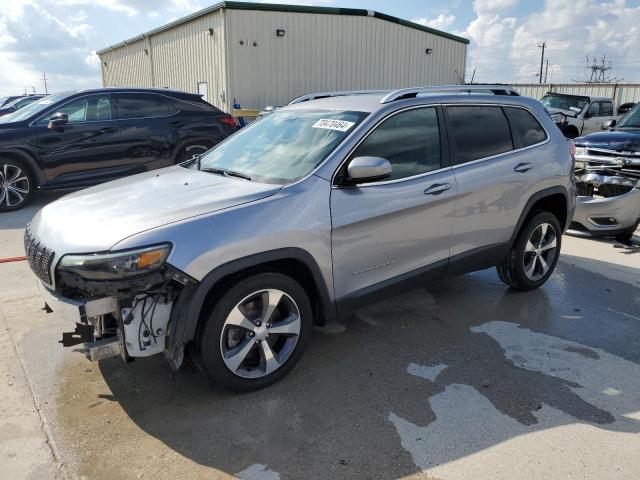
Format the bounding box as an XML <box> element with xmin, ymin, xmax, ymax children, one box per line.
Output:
<box><xmin>257</xmin><ymin>90</ymin><xmax>390</xmax><ymax>119</ymax></box>
<box><xmin>0</xmin><ymin>88</ymin><xmax>237</xmax><ymax>211</ymax></box>
<box><xmin>617</xmin><ymin>102</ymin><xmax>636</xmax><ymax>116</ymax></box>
<box><xmin>542</xmin><ymin>92</ymin><xmax>618</xmax><ymax>138</ymax></box>
<box><xmin>570</xmin><ymin>103</ymin><xmax>640</xmax><ymax>241</ymax></box>
<box><xmin>26</xmin><ymin>85</ymin><xmax>574</xmax><ymax>392</ymax></box>
<box><xmin>0</xmin><ymin>95</ymin><xmax>24</xmax><ymax>108</ymax></box>
<box><xmin>0</xmin><ymin>94</ymin><xmax>47</xmax><ymax>117</ymax></box>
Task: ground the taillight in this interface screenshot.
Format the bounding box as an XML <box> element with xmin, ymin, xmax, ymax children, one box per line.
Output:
<box><xmin>219</xmin><ymin>115</ymin><xmax>237</xmax><ymax>128</ymax></box>
<box><xmin>568</xmin><ymin>139</ymin><xmax>576</xmax><ymax>156</ymax></box>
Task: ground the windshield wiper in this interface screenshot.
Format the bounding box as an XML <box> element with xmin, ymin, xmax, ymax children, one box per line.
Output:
<box><xmin>200</xmin><ymin>166</ymin><xmax>252</xmax><ymax>181</ymax></box>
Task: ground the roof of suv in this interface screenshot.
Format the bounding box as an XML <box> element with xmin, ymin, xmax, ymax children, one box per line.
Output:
<box><xmin>284</xmin><ymin>88</ymin><xmax>542</xmax><ymax>114</ymax></box>
<box><xmin>52</xmin><ymin>87</ymin><xmax>205</xmax><ymax>101</ymax></box>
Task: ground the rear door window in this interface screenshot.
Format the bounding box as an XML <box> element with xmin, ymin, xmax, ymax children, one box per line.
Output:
<box><xmin>600</xmin><ymin>101</ymin><xmax>613</xmax><ymax>116</ymax></box>
<box><xmin>503</xmin><ymin>107</ymin><xmax>547</xmax><ymax>148</ymax></box>
<box><xmin>115</xmin><ymin>93</ymin><xmax>170</xmax><ymax>119</ymax></box>
<box><xmin>445</xmin><ymin>106</ymin><xmax>513</xmax><ymax>164</ymax></box>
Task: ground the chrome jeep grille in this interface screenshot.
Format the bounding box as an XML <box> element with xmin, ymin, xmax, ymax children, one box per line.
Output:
<box><xmin>24</xmin><ymin>226</ymin><xmax>55</xmax><ymax>285</ymax></box>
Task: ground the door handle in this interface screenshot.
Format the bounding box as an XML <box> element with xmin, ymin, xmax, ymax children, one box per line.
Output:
<box><xmin>170</xmin><ymin>121</ymin><xmax>184</xmax><ymax>128</ymax></box>
<box><xmin>514</xmin><ymin>162</ymin><xmax>533</xmax><ymax>173</ymax></box>
<box><xmin>99</xmin><ymin>127</ymin><xmax>116</xmax><ymax>134</ymax></box>
<box><xmin>424</xmin><ymin>183</ymin><xmax>452</xmax><ymax>195</ymax></box>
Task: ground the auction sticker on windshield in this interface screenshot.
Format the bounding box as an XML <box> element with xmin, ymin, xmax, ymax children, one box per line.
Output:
<box><xmin>312</xmin><ymin>119</ymin><xmax>355</xmax><ymax>132</ymax></box>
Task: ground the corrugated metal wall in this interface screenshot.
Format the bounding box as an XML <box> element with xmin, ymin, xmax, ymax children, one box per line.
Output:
<box><xmin>99</xmin><ymin>10</ymin><xmax>228</xmax><ymax>111</ymax></box>
<box><xmin>99</xmin><ymin>7</ymin><xmax>467</xmax><ymax>112</ymax></box>
<box><xmin>515</xmin><ymin>83</ymin><xmax>640</xmax><ymax>105</ymax></box>
<box><xmin>100</xmin><ymin>40</ymin><xmax>154</xmax><ymax>88</ymax></box>
<box><xmin>226</xmin><ymin>10</ymin><xmax>467</xmax><ymax>109</ymax></box>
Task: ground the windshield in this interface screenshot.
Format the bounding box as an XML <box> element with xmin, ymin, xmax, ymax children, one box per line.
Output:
<box><xmin>9</xmin><ymin>96</ymin><xmax>44</xmax><ymax>109</ymax></box>
<box><xmin>196</xmin><ymin>109</ymin><xmax>369</xmax><ymax>184</ymax></box>
<box><xmin>540</xmin><ymin>95</ymin><xmax>588</xmax><ymax>113</ymax></box>
<box><xmin>617</xmin><ymin>103</ymin><xmax>640</xmax><ymax>128</ymax></box>
<box><xmin>0</xmin><ymin>92</ymin><xmax>69</xmax><ymax>123</ymax></box>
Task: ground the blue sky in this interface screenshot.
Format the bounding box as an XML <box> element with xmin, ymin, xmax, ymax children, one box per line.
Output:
<box><xmin>1</xmin><ymin>0</ymin><xmax>639</xmax><ymax>94</ymax></box>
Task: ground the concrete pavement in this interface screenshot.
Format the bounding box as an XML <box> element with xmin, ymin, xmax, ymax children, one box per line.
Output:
<box><xmin>0</xmin><ymin>191</ymin><xmax>639</xmax><ymax>480</ymax></box>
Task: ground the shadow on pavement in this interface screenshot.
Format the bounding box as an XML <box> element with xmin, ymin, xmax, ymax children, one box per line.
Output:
<box><xmin>52</xmin><ymin>258</ymin><xmax>640</xmax><ymax>479</ymax></box>
<box><xmin>0</xmin><ymin>191</ymin><xmax>68</xmax><ymax>230</ymax></box>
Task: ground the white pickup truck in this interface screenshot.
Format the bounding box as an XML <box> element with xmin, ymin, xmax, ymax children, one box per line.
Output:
<box><xmin>541</xmin><ymin>92</ymin><xmax>619</xmax><ymax>138</ymax></box>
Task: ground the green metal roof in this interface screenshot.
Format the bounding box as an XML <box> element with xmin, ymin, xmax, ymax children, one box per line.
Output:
<box><xmin>97</xmin><ymin>1</ymin><xmax>469</xmax><ymax>55</ymax></box>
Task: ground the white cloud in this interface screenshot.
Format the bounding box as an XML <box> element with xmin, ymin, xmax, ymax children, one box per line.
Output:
<box><xmin>473</xmin><ymin>0</ymin><xmax>519</xmax><ymax>14</ymax></box>
<box><xmin>412</xmin><ymin>13</ymin><xmax>456</xmax><ymax>31</ymax></box>
<box><xmin>464</xmin><ymin>0</ymin><xmax>640</xmax><ymax>83</ymax></box>
<box><xmin>56</xmin><ymin>0</ymin><xmax>203</xmax><ymax>17</ymax></box>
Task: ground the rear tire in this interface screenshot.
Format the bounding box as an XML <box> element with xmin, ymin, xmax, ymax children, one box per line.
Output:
<box><xmin>174</xmin><ymin>143</ymin><xmax>210</xmax><ymax>165</ymax></box>
<box><xmin>0</xmin><ymin>158</ymin><xmax>34</xmax><ymax>212</ymax></box>
<box><xmin>497</xmin><ymin>211</ymin><xmax>562</xmax><ymax>291</ymax></box>
<box><xmin>197</xmin><ymin>272</ymin><xmax>313</xmax><ymax>392</ymax></box>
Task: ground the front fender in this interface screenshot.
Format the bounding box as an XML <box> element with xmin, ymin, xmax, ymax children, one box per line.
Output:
<box><xmin>164</xmin><ymin>247</ymin><xmax>335</xmax><ymax>368</ymax></box>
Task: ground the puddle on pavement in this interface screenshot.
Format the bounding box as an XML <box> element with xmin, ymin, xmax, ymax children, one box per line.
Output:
<box><xmin>51</xmin><ymin>262</ymin><xmax>640</xmax><ymax>479</ymax></box>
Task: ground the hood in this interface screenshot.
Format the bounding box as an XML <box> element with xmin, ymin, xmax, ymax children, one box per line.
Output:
<box><xmin>30</xmin><ymin>165</ymin><xmax>282</xmax><ymax>253</ymax></box>
<box><xmin>546</xmin><ymin>107</ymin><xmax>578</xmax><ymax>118</ymax></box>
<box><xmin>574</xmin><ymin>130</ymin><xmax>640</xmax><ymax>152</ymax></box>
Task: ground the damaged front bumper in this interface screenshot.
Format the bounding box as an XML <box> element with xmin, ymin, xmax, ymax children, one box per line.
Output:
<box><xmin>39</xmin><ymin>266</ymin><xmax>197</xmax><ymax>366</ymax></box>
<box><xmin>569</xmin><ymin>152</ymin><xmax>640</xmax><ymax>237</ymax></box>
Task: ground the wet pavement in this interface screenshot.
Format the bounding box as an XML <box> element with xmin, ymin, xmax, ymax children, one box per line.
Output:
<box><xmin>1</xmin><ymin>190</ymin><xmax>639</xmax><ymax>479</ymax></box>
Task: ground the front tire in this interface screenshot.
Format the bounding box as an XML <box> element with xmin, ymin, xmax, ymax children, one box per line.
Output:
<box><xmin>615</xmin><ymin>220</ymin><xmax>639</xmax><ymax>242</ymax></box>
<box><xmin>497</xmin><ymin>211</ymin><xmax>561</xmax><ymax>291</ymax></box>
<box><xmin>197</xmin><ymin>272</ymin><xmax>313</xmax><ymax>392</ymax></box>
<box><xmin>0</xmin><ymin>158</ymin><xmax>34</xmax><ymax>212</ymax></box>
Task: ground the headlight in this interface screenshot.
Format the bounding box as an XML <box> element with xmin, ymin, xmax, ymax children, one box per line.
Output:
<box><xmin>58</xmin><ymin>244</ymin><xmax>171</xmax><ymax>280</ymax></box>
<box><xmin>550</xmin><ymin>112</ymin><xmax>566</xmax><ymax>124</ymax></box>
<box><xmin>574</xmin><ymin>147</ymin><xmax>587</xmax><ymax>156</ymax></box>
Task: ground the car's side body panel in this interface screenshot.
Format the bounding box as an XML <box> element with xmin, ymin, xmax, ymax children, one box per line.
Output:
<box><xmin>330</xmin><ymin>168</ymin><xmax>457</xmax><ymax>299</ymax></box>
<box><xmin>0</xmin><ymin>88</ymin><xmax>236</xmax><ymax>191</ymax></box>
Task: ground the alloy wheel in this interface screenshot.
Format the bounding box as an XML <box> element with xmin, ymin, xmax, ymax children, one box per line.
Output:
<box><xmin>523</xmin><ymin>222</ymin><xmax>558</xmax><ymax>281</ymax></box>
<box><xmin>0</xmin><ymin>163</ymin><xmax>30</xmax><ymax>208</ymax></box>
<box><xmin>220</xmin><ymin>289</ymin><xmax>301</xmax><ymax>379</ymax></box>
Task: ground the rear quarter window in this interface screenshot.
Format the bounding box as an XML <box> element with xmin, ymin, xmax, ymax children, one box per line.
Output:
<box><xmin>445</xmin><ymin>106</ymin><xmax>513</xmax><ymax>164</ymax></box>
<box><xmin>503</xmin><ymin>107</ymin><xmax>547</xmax><ymax>149</ymax></box>
<box><xmin>115</xmin><ymin>93</ymin><xmax>169</xmax><ymax>119</ymax></box>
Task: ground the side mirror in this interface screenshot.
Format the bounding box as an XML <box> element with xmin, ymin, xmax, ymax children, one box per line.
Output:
<box><xmin>347</xmin><ymin>156</ymin><xmax>392</xmax><ymax>183</ymax></box>
<box><xmin>47</xmin><ymin>112</ymin><xmax>68</xmax><ymax>130</ymax></box>
<box><xmin>602</xmin><ymin>119</ymin><xmax>617</xmax><ymax>130</ymax></box>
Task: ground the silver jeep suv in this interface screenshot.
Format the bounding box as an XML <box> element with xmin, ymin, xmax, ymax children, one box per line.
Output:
<box><xmin>26</xmin><ymin>85</ymin><xmax>575</xmax><ymax>391</ymax></box>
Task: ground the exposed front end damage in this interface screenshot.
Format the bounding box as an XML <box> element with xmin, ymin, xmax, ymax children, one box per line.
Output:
<box><xmin>570</xmin><ymin>147</ymin><xmax>640</xmax><ymax>239</ymax></box>
<box><xmin>29</xmin><ymin>240</ymin><xmax>198</xmax><ymax>367</ymax></box>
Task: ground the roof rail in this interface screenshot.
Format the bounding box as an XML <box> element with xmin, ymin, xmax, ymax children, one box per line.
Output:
<box><xmin>380</xmin><ymin>84</ymin><xmax>520</xmax><ymax>104</ymax></box>
<box><xmin>289</xmin><ymin>89</ymin><xmax>389</xmax><ymax>104</ymax></box>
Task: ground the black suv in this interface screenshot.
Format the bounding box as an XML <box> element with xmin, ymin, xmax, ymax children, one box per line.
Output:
<box><xmin>0</xmin><ymin>88</ymin><xmax>238</xmax><ymax>211</ymax></box>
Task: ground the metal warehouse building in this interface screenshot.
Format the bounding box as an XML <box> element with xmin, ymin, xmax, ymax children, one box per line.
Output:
<box><xmin>97</xmin><ymin>2</ymin><xmax>469</xmax><ymax>113</ymax></box>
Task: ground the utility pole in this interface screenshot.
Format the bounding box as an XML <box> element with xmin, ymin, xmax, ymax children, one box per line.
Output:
<box><xmin>42</xmin><ymin>72</ymin><xmax>48</xmax><ymax>94</ymax></box>
<box><xmin>544</xmin><ymin>59</ymin><xmax>549</xmax><ymax>84</ymax></box>
<box><xmin>538</xmin><ymin>41</ymin><xmax>546</xmax><ymax>84</ymax></box>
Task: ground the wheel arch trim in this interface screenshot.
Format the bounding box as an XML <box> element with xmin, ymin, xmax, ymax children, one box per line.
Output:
<box><xmin>0</xmin><ymin>148</ymin><xmax>44</xmax><ymax>186</ymax></box>
<box><xmin>509</xmin><ymin>185</ymin><xmax>570</xmax><ymax>248</ymax></box>
<box><xmin>166</xmin><ymin>247</ymin><xmax>335</xmax><ymax>368</ymax></box>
